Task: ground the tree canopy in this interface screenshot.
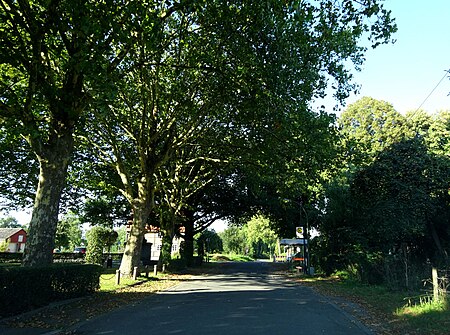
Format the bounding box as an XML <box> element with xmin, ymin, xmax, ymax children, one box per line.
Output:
<box><xmin>1</xmin><ymin>1</ymin><xmax>397</xmax><ymax>269</ymax></box>
<box><xmin>314</xmin><ymin>97</ymin><xmax>450</xmax><ymax>288</ymax></box>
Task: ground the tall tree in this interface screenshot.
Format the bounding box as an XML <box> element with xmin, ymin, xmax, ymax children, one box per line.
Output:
<box><xmin>0</xmin><ymin>0</ymin><xmax>136</xmax><ymax>266</ymax></box>
<box><xmin>78</xmin><ymin>0</ymin><xmax>395</xmax><ymax>275</ymax></box>
<box><xmin>339</xmin><ymin>96</ymin><xmax>407</xmax><ymax>169</ymax></box>
<box><xmin>351</xmin><ymin>138</ymin><xmax>450</xmax><ymax>264</ymax></box>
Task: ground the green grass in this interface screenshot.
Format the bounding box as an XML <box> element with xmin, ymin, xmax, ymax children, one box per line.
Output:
<box><xmin>395</xmin><ymin>297</ymin><xmax>449</xmax><ymax>334</ymax></box>
<box><xmin>210</xmin><ymin>253</ymin><xmax>255</xmax><ymax>262</ymax></box>
<box><xmin>99</xmin><ymin>268</ymin><xmax>168</xmax><ymax>292</ymax></box>
<box><xmin>298</xmin><ymin>273</ymin><xmax>450</xmax><ymax>334</ymax></box>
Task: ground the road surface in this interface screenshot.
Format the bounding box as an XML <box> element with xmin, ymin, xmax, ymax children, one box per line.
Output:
<box><xmin>72</xmin><ymin>261</ymin><xmax>373</xmax><ymax>335</ymax></box>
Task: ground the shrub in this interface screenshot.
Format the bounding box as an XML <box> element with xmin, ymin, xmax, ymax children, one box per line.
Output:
<box><xmin>85</xmin><ymin>226</ymin><xmax>118</xmax><ymax>265</ymax></box>
<box><xmin>0</xmin><ymin>263</ymin><xmax>102</xmax><ymax>317</ymax></box>
<box><xmin>0</xmin><ymin>252</ymin><xmax>23</xmax><ymax>263</ymax></box>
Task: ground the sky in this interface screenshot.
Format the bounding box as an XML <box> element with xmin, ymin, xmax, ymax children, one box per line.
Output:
<box><xmin>3</xmin><ymin>1</ymin><xmax>450</xmax><ymax>228</ymax></box>
<box><xmin>336</xmin><ymin>0</ymin><xmax>450</xmax><ymax>115</ymax></box>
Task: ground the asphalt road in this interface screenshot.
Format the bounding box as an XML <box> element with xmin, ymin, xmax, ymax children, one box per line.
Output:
<box><xmin>71</xmin><ymin>261</ymin><xmax>373</xmax><ymax>335</ymax></box>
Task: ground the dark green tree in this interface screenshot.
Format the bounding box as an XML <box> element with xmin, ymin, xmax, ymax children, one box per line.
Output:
<box><xmin>196</xmin><ymin>229</ymin><xmax>223</xmax><ymax>259</ymax></box>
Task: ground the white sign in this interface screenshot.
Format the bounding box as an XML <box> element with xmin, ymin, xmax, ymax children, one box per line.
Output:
<box><xmin>295</xmin><ymin>227</ymin><xmax>304</xmax><ymax>238</ymax></box>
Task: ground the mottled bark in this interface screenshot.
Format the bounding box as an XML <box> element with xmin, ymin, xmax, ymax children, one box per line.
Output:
<box><xmin>119</xmin><ymin>205</ymin><xmax>148</xmax><ymax>276</ymax></box>
<box><xmin>23</xmin><ymin>133</ymin><xmax>73</xmax><ymax>266</ymax></box>
<box><xmin>120</xmin><ymin>186</ymin><xmax>153</xmax><ymax>276</ymax></box>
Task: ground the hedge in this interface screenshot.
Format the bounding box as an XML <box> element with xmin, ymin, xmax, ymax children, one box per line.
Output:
<box><xmin>0</xmin><ymin>263</ymin><xmax>102</xmax><ymax>317</ymax></box>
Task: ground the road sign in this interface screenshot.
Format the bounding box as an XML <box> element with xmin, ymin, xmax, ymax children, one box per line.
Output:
<box><xmin>295</xmin><ymin>226</ymin><xmax>304</xmax><ymax>238</ymax></box>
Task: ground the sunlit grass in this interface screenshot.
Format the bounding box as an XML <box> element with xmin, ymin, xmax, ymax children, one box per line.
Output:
<box><xmin>397</xmin><ymin>298</ymin><xmax>448</xmax><ymax>317</ymax></box>
<box><xmin>210</xmin><ymin>253</ymin><xmax>254</xmax><ymax>262</ymax></box>
<box><xmin>99</xmin><ymin>268</ymin><xmax>173</xmax><ymax>292</ymax></box>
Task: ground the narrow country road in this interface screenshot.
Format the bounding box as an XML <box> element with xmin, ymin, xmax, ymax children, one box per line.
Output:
<box><xmin>71</xmin><ymin>261</ymin><xmax>373</xmax><ymax>335</ymax></box>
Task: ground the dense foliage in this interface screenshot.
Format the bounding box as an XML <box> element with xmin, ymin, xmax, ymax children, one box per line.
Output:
<box><xmin>313</xmin><ymin>99</ymin><xmax>450</xmax><ymax>289</ymax></box>
<box><xmin>0</xmin><ymin>1</ymin><xmax>396</xmax><ymax>271</ymax></box>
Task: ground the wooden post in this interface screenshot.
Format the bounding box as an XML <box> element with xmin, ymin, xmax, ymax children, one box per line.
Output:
<box><xmin>133</xmin><ymin>266</ymin><xmax>138</xmax><ymax>280</ymax></box>
<box><xmin>432</xmin><ymin>267</ymin><xmax>439</xmax><ymax>302</ymax></box>
<box><xmin>153</xmin><ymin>264</ymin><xmax>158</xmax><ymax>276</ymax></box>
<box><xmin>116</xmin><ymin>269</ymin><xmax>120</xmax><ymax>285</ymax></box>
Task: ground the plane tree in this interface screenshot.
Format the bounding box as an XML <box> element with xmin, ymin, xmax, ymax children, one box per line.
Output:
<box><xmin>0</xmin><ymin>0</ymin><xmax>397</xmax><ymax>270</ymax></box>
<box><xmin>0</xmin><ymin>0</ymin><xmax>144</xmax><ymax>266</ymax></box>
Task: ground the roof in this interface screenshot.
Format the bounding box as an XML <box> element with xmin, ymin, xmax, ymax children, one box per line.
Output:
<box><xmin>0</xmin><ymin>228</ymin><xmax>26</xmax><ymax>240</ymax></box>
<box><xmin>280</xmin><ymin>238</ymin><xmax>308</xmax><ymax>246</ymax></box>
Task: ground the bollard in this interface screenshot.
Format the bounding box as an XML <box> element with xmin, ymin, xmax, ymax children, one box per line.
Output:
<box><xmin>116</xmin><ymin>269</ymin><xmax>120</xmax><ymax>285</ymax></box>
<box><xmin>162</xmin><ymin>264</ymin><xmax>166</xmax><ymax>273</ymax></box>
<box><xmin>432</xmin><ymin>267</ymin><xmax>439</xmax><ymax>302</ymax></box>
<box><xmin>133</xmin><ymin>266</ymin><xmax>138</xmax><ymax>280</ymax></box>
<box><xmin>154</xmin><ymin>264</ymin><xmax>158</xmax><ymax>276</ymax></box>
<box><xmin>145</xmin><ymin>265</ymin><xmax>149</xmax><ymax>278</ymax></box>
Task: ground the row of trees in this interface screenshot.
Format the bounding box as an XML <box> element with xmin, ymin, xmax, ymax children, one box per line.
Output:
<box><xmin>0</xmin><ymin>1</ymin><xmax>396</xmax><ymax>274</ymax></box>
<box><xmin>313</xmin><ymin>97</ymin><xmax>450</xmax><ymax>289</ymax></box>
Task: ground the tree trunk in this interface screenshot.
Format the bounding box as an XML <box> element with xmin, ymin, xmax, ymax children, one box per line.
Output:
<box><xmin>23</xmin><ymin>135</ymin><xmax>73</xmax><ymax>266</ymax></box>
<box><xmin>183</xmin><ymin>220</ymin><xmax>194</xmax><ymax>267</ymax></box>
<box><xmin>159</xmin><ymin>218</ymin><xmax>175</xmax><ymax>269</ymax></box>
<box><xmin>429</xmin><ymin>221</ymin><xmax>448</xmax><ymax>262</ymax></box>
<box><xmin>182</xmin><ymin>210</ymin><xmax>195</xmax><ymax>266</ymax></box>
<box><xmin>119</xmin><ymin>202</ymin><xmax>151</xmax><ymax>276</ymax></box>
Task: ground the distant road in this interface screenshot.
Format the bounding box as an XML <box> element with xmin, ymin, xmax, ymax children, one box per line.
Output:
<box><xmin>72</xmin><ymin>261</ymin><xmax>373</xmax><ymax>335</ymax></box>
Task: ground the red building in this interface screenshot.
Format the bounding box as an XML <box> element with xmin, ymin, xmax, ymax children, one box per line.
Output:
<box><xmin>0</xmin><ymin>228</ymin><xmax>27</xmax><ymax>252</ymax></box>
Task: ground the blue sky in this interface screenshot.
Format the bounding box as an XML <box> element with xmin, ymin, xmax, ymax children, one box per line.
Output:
<box><xmin>339</xmin><ymin>0</ymin><xmax>450</xmax><ymax>115</ymax></box>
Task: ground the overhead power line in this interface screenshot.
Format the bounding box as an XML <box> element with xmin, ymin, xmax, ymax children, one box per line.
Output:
<box><xmin>413</xmin><ymin>69</ymin><xmax>450</xmax><ymax>114</ymax></box>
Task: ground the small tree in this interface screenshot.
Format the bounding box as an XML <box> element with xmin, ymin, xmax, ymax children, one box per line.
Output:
<box><xmin>196</xmin><ymin>230</ymin><xmax>223</xmax><ymax>258</ymax></box>
<box><xmin>0</xmin><ymin>240</ymin><xmax>8</xmax><ymax>252</ymax></box>
<box><xmin>220</xmin><ymin>226</ymin><xmax>246</xmax><ymax>255</ymax></box>
<box><xmin>54</xmin><ymin>213</ymin><xmax>82</xmax><ymax>251</ymax></box>
<box><xmin>0</xmin><ymin>217</ymin><xmax>21</xmax><ymax>228</ymax></box>
<box><xmin>85</xmin><ymin>227</ymin><xmax>118</xmax><ymax>265</ymax></box>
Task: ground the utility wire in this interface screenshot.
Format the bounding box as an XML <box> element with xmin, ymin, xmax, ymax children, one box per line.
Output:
<box><xmin>413</xmin><ymin>69</ymin><xmax>450</xmax><ymax>115</ymax></box>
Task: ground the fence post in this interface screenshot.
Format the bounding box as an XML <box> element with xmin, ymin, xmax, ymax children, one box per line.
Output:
<box><xmin>116</xmin><ymin>269</ymin><xmax>121</xmax><ymax>285</ymax></box>
<box><xmin>432</xmin><ymin>267</ymin><xmax>439</xmax><ymax>302</ymax></box>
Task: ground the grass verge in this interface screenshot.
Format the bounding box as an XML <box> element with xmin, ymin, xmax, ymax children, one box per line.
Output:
<box><xmin>210</xmin><ymin>253</ymin><xmax>256</xmax><ymax>262</ymax></box>
<box><xmin>295</xmin><ymin>271</ymin><xmax>449</xmax><ymax>335</ymax></box>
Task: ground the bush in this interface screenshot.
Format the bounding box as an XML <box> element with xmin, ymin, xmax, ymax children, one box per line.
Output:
<box><xmin>0</xmin><ymin>252</ymin><xmax>23</xmax><ymax>263</ymax></box>
<box><xmin>0</xmin><ymin>263</ymin><xmax>102</xmax><ymax>317</ymax></box>
<box><xmin>85</xmin><ymin>227</ymin><xmax>118</xmax><ymax>265</ymax></box>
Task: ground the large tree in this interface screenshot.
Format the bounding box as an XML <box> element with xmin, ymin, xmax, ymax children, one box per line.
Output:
<box><xmin>0</xmin><ymin>0</ymin><xmax>138</xmax><ymax>265</ymax></box>
<box><xmin>339</xmin><ymin>96</ymin><xmax>407</xmax><ymax>169</ymax></box>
